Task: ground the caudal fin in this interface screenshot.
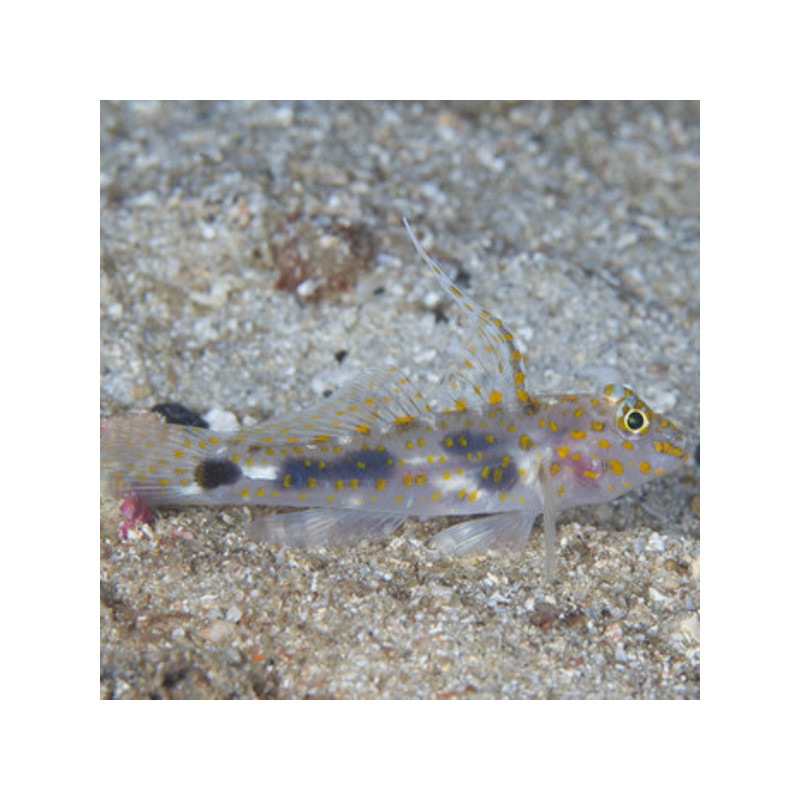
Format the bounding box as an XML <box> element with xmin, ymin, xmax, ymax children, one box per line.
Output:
<box><xmin>101</xmin><ymin>412</ymin><xmax>217</xmax><ymax>505</ymax></box>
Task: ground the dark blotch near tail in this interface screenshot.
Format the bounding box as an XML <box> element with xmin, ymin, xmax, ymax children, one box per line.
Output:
<box><xmin>194</xmin><ymin>458</ymin><xmax>242</xmax><ymax>490</ymax></box>
<box><xmin>151</xmin><ymin>402</ymin><xmax>209</xmax><ymax>429</ymax></box>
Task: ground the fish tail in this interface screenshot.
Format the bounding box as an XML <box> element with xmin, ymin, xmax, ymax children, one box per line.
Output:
<box><xmin>101</xmin><ymin>412</ymin><xmax>220</xmax><ymax>505</ymax></box>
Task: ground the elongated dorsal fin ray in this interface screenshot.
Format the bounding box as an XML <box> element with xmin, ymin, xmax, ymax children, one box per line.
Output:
<box><xmin>403</xmin><ymin>219</ymin><xmax>531</xmax><ymax>413</ymax></box>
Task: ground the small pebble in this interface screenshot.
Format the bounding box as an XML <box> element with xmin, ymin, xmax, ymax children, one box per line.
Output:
<box><xmin>204</xmin><ymin>408</ymin><xmax>240</xmax><ymax>432</ymax></box>
<box><xmin>679</xmin><ymin>613</ymin><xmax>700</xmax><ymax>644</ymax></box>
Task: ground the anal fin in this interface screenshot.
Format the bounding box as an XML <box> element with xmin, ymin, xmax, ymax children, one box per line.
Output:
<box><xmin>248</xmin><ymin>508</ymin><xmax>407</xmax><ymax>547</ymax></box>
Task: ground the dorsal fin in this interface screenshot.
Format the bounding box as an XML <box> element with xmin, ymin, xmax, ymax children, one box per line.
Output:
<box><xmin>403</xmin><ymin>218</ymin><xmax>531</xmax><ymax>413</ymax></box>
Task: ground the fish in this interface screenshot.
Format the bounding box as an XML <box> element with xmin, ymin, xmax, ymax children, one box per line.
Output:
<box><xmin>101</xmin><ymin>219</ymin><xmax>688</xmax><ymax>577</ymax></box>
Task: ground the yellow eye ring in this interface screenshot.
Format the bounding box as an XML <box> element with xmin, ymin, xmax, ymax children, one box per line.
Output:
<box><xmin>624</xmin><ymin>408</ymin><xmax>646</xmax><ymax>432</ymax></box>
<box><xmin>614</xmin><ymin>395</ymin><xmax>653</xmax><ymax>436</ymax></box>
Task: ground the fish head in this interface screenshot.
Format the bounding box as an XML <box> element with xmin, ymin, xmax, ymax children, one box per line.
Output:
<box><xmin>540</xmin><ymin>383</ymin><xmax>688</xmax><ymax>507</ymax></box>
<box><xmin>592</xmin><ymin>383</ymin><xmax>688</xmax><ymax>496</ymax></box>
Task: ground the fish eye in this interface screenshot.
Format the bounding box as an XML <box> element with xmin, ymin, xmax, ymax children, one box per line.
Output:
<box><xmin>614</xmin><ymin>394</ymin><xmax>653</xmax><ymax>436</ymax></box>
<box><xmin>625</xmin><ymin>409</ymin><xmax>645</xmax><ymax>431</ymax></box>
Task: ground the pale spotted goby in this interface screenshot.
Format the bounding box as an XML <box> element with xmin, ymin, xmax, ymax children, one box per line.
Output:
<box><xmin>101</xmin><ymin>219</ymin><xmax>688</xmax><ymax>577</ymax></box>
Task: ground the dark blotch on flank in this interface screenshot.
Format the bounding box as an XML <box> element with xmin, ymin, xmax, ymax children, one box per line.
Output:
<box><xmin>280</xmin><ymin>448</ymin><xmax>396</xmax><ymax>487</ymax></box>
<box><xmin>194</xmin><ymin>458</ymin><xmax>242</xmax><ymax>490</ymax></box>
<box><xmin>331</xmin><ymin>449</ymin><xmax>395</xmax><ymax>480</ymax></box>
<box><xmin>280</xmin><ymin>456</ymin><xmax>326</xmax><ymax>487</ymax></box>
<box><xmin>478</xmin><ymin>457</ymin><xmax>519</xmax><ymax>493</ymax></box>
<box><xmin>441</xmin><ymin>429</ymin><xmax>498</xmax><ymax>455</ymax></box>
